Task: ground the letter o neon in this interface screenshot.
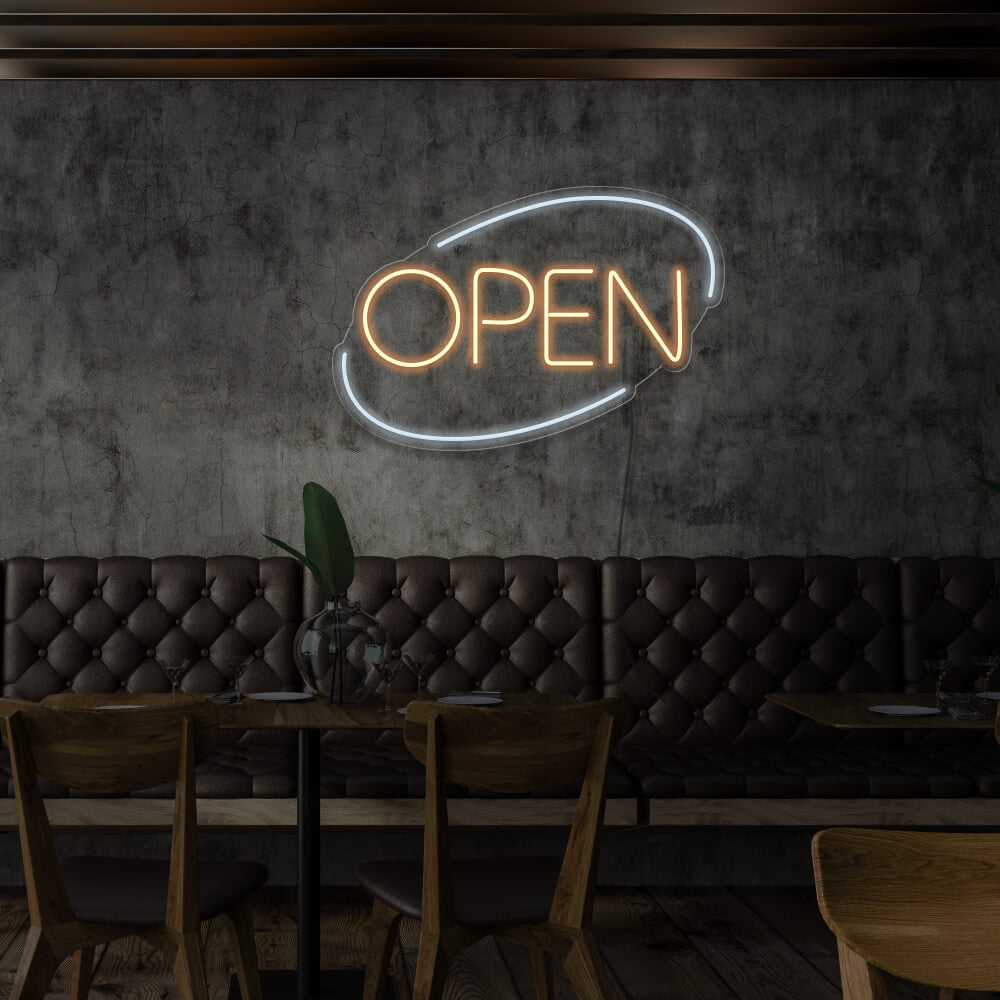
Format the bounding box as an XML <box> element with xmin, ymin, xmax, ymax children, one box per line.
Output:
<box><xmin>361</xmin><ymin>267</ymin><xmax>462</xmax><ymax>369</ymax></box>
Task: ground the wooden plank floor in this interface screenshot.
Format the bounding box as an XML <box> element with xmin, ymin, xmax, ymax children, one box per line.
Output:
<box><xmin>0</xmin><ymin>886</ymin><xmax>996</xmax><ymax>999</ymax></box>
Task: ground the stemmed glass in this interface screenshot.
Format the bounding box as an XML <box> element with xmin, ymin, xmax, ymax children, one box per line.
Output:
<box><xmin>922</xmin><ymin>658</ymin><xmax>954</xmax><ymax>710</ymax></box>
<box><xmin>973</xmin><ymin>654</ymin><xmax>1000</xmax><ymax>704</ymax></box>
<box><xmin>403</xmin><ymin>653</ymin><xmax>434</xmax><ymax>700</ymax></box>
<box><xmin>229</xmin><ymin>655</ymin><xmax>254</xmax><ymax>704</ymax></box>
<box><xmin>158</xmin><ymin>658</ymin><xmax>192</xmax><ymax>697</ymax></box>
<box><xmin>376</xmin><ymin>657</ymin><xmax>401</xmax><ymax>713</ymax></box>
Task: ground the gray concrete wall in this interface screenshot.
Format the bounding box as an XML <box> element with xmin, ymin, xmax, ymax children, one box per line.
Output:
<box><xmin>1</xmin><ymin>80</ymin><xmax>998</xmax><ymax>560</ymax></box>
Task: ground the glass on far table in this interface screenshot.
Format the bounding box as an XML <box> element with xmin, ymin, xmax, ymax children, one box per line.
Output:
<box><xmin>403</xmin><ymin>653</ymin><xmax>434</xmax><ymax>699</ymax></box>
<box><xmin>158</xmin><ymin>657</ymin><xmax>192</xmax><ymax>697</ymax></box>
<box><xmin>972</xmin><ymin>654</ymin><xmax>1000</xmax><ymax>704</ymax></box>
<box><xmin>376</xmin><ymin>657</ymin><xmax>401</xmax><ymax>713</ymax></box>
<box><xmin>921</xmin><ymin>658</ymin><xmax>967</xmax><ymax>710</ymax></box>
<box><xmin>223</xmin><ymin>655</ymin><xmax>254</xmax><ymax>704</ymax></box>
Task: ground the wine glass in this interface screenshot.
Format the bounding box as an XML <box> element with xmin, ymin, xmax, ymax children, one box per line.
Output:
<box><xmin>230</xmin><ymin>655</ymin><xmax>254</xmax><ymax>704</ymax></box>
<box><xmin>973</xmin><ymin>654</ymin><xmax>1000</xmax><ymax>704</ymax></box>
<box><xmin>376</xmin><ymin>657</ymin><xmax>401</xmax><ymax>713</ymax></box>
<box><xmin>158</xmin><ymin>658</ymin><xmax>191</xmax><ymax>697</ymax></box>
<box><xmin>922</xmin><ymin>658</ymin><xmax>954</xmax><ymax>710</ymax></box>
<box><xmin>403</xmin><ymin>653</ymin><xmax>434</xmax><ymax>699</ymax></box>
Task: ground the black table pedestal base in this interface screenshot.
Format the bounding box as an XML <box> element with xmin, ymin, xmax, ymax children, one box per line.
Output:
<box><xmin>230</xmin><ymin>968</ymin><xmax>381</xmax><ymax>999</ymax></box>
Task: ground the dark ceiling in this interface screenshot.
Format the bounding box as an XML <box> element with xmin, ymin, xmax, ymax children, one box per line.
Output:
<box><xmin>1</xmin><ymin>2</ymin><xmax>999</xmax><ymax>79</ymax></box>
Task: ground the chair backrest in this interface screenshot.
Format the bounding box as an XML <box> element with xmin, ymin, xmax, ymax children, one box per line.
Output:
<box><xmin>813</xmin><ymin>827</ymin><xmax>1000</xmax><ymax>992</ymax></box>
<box><xmin>403</xmin><ymin>698</ymin><xmax>624</xmax><ymax>932</ymax></box>
<box><xmin>404</xmin><ymin>698</ymin><xmax>624</xmax><ymax>793</ymax></box>
<box><xmin>8</xmin><ymin>701</ymin><xmax>218</xmax><ymax>793</ymax></box>
<box><xmin>1</xmin><ymin>701</ymin><xmax>216</xmax><ymax>933</ymax></box>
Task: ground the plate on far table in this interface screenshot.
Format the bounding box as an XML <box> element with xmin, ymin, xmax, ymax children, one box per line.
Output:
<box><xmin>438</xmin><ymin>694</ymin><xmax>504</xmax><ymax>706</ymax></box>
<box><xmin>867</xmin><ymin>704</ymin><xmax>941</xmax><ymax>716</ymax></box>
<box><xmin>247</xmin><ymin>692</ymin><xmax>314</xmax><ymax>702</ymax></box>
<box><xmin>93</xmin><ymin>704</ymin><xmax>144</xmax><ymax>710</ymax></box>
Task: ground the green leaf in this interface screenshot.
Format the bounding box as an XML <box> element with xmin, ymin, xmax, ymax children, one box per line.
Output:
<box><xmin>302</xmin><ymin>482</ymin><xmax>355</xmax><ymax>597</ymax></box>
<box><xmin>262</xmin><ymin>533</ymin><xmax>333</xmax><ymax>598</ymax></box>
<box><xmin>976</xmin><ymin>476</ymin><xmax>1000</xmax><ymax>494</ymax></box>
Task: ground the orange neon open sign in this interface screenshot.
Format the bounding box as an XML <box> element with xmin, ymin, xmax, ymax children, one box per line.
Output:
<box><xmin>333</xmin><ymin>187</ymin><xmax>724</xmax><ymax>450</ymax></box>
<box><xmin>358</xmin><ymin>264</ymin><xmax>689</xmax><ymax>372</ymax></box>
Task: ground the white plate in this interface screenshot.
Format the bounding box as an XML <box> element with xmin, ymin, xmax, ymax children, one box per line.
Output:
<box><xmin>438</xmin><ymin>694</ymin><xmax>504</xmax><ymax>706</ymax></box>
<box><xmin>93</xmin><ymin>704</ymin><xmax>144</xmax><ymax>710</ymax></box>
<box><xmin>868</xmin><ymin>704</ymin><xmax>941</xmax><ymax>716</ymax></box>
<box><xmin>247</xmin><ymin>692</ymin><xmax>314</xmax><ymax>702</ymax></box>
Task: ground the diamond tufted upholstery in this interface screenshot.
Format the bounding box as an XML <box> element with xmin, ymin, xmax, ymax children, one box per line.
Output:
<box><xmin>2</xmin><ymin>556</ymin><xmax>302</xmax><ymax>796</ymax></box>
<box><xmin>602</xmin><ymin>556</ymin><xmax>899</xmax><ymax>746</ymax></box>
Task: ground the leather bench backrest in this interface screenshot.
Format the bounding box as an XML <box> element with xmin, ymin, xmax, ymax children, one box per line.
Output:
<box><xmin>305</xmin><ymin>555</ymin><xmax>601</xmax><ymax>745</ymax></box>
<box><xmin>602</xmin><ymin>556</ymin><xmax>900</xmax><ymax>745</ymax></box>
<box><xmin>2</xmin><ymin>556</ymin><xmax>301</xmax><ymax>702</ymax></box>
<box><xmin>899</xmin><ymin>556</ymin><xmax>1000</xmax><ymax>745</ymax></box>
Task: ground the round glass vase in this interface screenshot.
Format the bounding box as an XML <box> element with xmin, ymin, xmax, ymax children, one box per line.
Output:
<box><xmin>294</xmin><ymin>597</ymin><xmax>387</xmax><ymax>705</ymax></box>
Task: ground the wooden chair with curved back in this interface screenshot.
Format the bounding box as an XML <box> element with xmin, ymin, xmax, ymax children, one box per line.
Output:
<box><xmin>812</xmin><ymin>826</ymin><xmax>1000</xmax><ymax>1000</ymax></box>
<box><xmin>0</xmin><ymin>701</ymin><xmax>267</xmax><ymax>1000</ymax></box>
<box><xmin>356</xmin><ymin>697</ymin><xmax>625</xmax><ymax>1000</ymax></box>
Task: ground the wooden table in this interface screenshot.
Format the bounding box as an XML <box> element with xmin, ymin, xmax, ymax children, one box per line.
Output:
<box><xmin>765</xmin><ymin>691</ymin><xmax>999</xmax><ymax>730</ymax></box>
<box><xmin>40</xmin><ymin>690</ymin><xmax>572</xmax><ymax>999</ymax></box>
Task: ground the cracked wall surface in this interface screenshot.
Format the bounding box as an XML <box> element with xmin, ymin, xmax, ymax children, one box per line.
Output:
<box><xmin>0</xmin><ymin>80</ymin><xmax>998</xmax><ymax>559</ymax></box>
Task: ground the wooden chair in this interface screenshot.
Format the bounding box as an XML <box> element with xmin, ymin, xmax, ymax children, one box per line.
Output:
<box><xmin>357</xmin><ymin>698</ymin><xmax>625</xmax><ymax>1000</ymax></box>
<box><xmin>812</xmin><ymin>826</ymin><xmax>1000</xmax><ymax>999</ymax></box>
<box><xmin>0</xmin><ymin>701</ymin><xmax>267</xmax><ymax>1000</ymax></box>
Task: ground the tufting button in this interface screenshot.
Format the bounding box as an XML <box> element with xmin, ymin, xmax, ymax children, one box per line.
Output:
<box><xmin>936</xmin><ymin>588</ymin><xmax>944</xmax><ymax>597</ymax></box>
<box><xmin>93</xmin><ymin>588</ymin><xmax>102</xmax><ymax>597</ymax></box>
<box><xmin>799</xmin><ymin>588</ymin><xmax>808</xmax><ymax>597</ymax></box>
<box><xmin>121</xmin><ymin>619</ymin><xmax>128</xmax><ymax>626</ymax></box>
<box><xmin>446</xmin><ymin>648</ymin><xmax>455</xmax><ymax>658</ymax></box>
<box><xmin>747</xmin><ymin>649</ymin><xmax>756</xmax><ymax>658</ymax></box>
<box><xmin>147</xmin><ymin>588</ymin><xmax>156</xmax><ymax>598</ymax></box>
<box><xmin>175</xmin><ymin>619</ymin><xmax>182</xmax><ymax>627</ymax></box>
<box><xmin>500</xmin><ymin>648</ymin><xmax>510</xmax><ymax>658</ymax></box>
<box><xmin>966</xmin><ymin>619</ymin><xmax>973</xmax><ymax>626</ymax></box>
<box><xmin>38</xmin><ymin>587</ymin><xmax>48</xmax><ymax>597</ymax></box>
<box><xmin>554</xmin><ymin>648</ymin><xmax>564</xmax><ymax>658</ymax></box>
<box><xmin>638</xmin><ymin>649</ymin><xmax>647</xmax><ymax>658</ymax></box>
<box><xmin>640</xmin><ymin>709</ymin><xmax>648</xmax><ymax>718</ymax></box>
<box><xmin>92</xmin><ymin>649</ymin><xmax>101</xmax><ymax>658</ymax></box>
<box><xmin>855</xmin><ymin>649</ymin><xmax>864</xmax><ymax>657</ymax></box>
<box><xmin>254</xmin><ymin>588</ymin><xmax>264</xmax><ymax>597</ymax></box>
<box><xmin>201</xmin><ymin>588</ymin><xmax>210</xmax><ymax>597</ymax></box>
<box><xmin>828</xmin><ymin>619</ymin><xmax>836</xmax><ymax>627</ymax></box>
<box><xmin>201</xmin><ymin>649</ymin><xmax>210</xmax><ymax>658</ymax></box>
<box><xmin>229</xmin><ymin>619</ymin><xmax>236</xmax><ymax>627</ymax></box>
<box><xmin>65</xmin><ymin>680</ymin><xmax>72</xmax><ymax>688</ymax></box>
<box><xmin>636</xmin><ymin>588</ymin><xmax>645</xmax><ymax>597</ymax></box>
<box><xmin>66</xmin><ymin>619</ymin><xmax>73</xmax><ymax>627</ymax></box>
<box><xmin>392</xmin><ymin>648</ymin><xmax>400</xmax><ymax>658</ymax></box>
<box><xmin>801</xmin><ymin>649</ymin><xmax>810</xmax><ymax>658</ymax></box>
<box><xmin>747</xmin><ymin>709</ymin><xmax>757</xmax><ymax>718</ymax></box>
<box><xmin>691</xmin><ymin>588</ymin><xmax>700</xmax><ymax>597</ymax></box>
<box><xmin>147</xmin><ymin>649</ymin><xmax>155</xmax><ymax>658</ymax></box>
<box><xmin>420</xmin><ymin>619</ymin><xmax>427</xmax><ymax>626</ymax></box>
<box><xmin>991</xmin><ymin>589</ymin><xmax>998</xmax><ymax>598</ymax></box>
<box><xmin>693</xmin><ymin>709</ymin><xmax>703</xmax><ymax>718</ymax></box>
<box><xmin>664</xmin><ymin>617</ymin><xmax>672</xmax><ymax>627</ymax></box>
<box><xmin>853</xmin><ymin>588</ymin><xmax>862</xmax><ymax>597</ymax></box>
<box><xmin>473</xmin><ymin>680</ymin><xmax>481</xmax><ymax>688</ymax></box>
<box><xmin>37</xmin><ymin>649</ymin><xmax>46</xmax><ymax>658</ymax></box>
<box><xmin>120</xmin><ymin>680</ymin><xmax>127</xmax><ymax>688</ymax></box>
<box><xmin>473</xmin><ymin>618</ymin><xmax>480</xmax><ymax>626</ymax></box>
<box><xmin>692</xmin><ymin>649</ymin><xmax>701</xmax><ymax>658</ymax></box>
<box><xmin>499</xmin><ymin>588</ymin><xmax>509</xmax><ymax>597</ymax></box>
<box><xmin>553</xmin><ymin>587</ymin><xmax>562</xmax><ymax>597</ymax></box>
<box><xmin>391</xmin><ymin>588</ymin><xmax>401</xmax><ymax>597</ymax></box>
<box><xmin>529</xmin><ymin>679</ymin><xmax>536</xmax><ymax>687</ymax></box>
<box><xmin>666</xmin><ymin>679</ymin><xmax>673</xmax><ymax>687</ymax></box>
<box><xmin>745</xmin><ymin>588</ymin><xmax>753</xmax><ymax>597</ymax></box>
<box><xmin>254</xmin><ymin>649</ymin><xmax>264</xmax><ymax>658</ymax></box>
<box><xmin>528</xmin><ymin>618</ymin><xmax>535</xmax><ymax>626</ymax></box>
<box><xmin>445</xmin><ymin>588</ymin><xmax>454</xmax><ymax>597</ymax></box>
<box><xmin>774</xmin><ymin>619</ymin><xmax>781</xmax><ymax>627</ymax></box>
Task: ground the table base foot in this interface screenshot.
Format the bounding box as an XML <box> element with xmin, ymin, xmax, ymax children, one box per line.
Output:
<box><xmin>230</xmin><ymin>968</ymin><xmax>394</xmax><ymax>999</ymax></box>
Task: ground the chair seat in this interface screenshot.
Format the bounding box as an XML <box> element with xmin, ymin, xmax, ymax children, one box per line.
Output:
<box><xmin>62</xmin><ymin>856</ymin><xmax>268</xmax><ymax>924</ymax></box>
<box><xmin>356</xmin><ymin>856</ymin><xmax>562</xmax><ymax>925</ymax></box>
<box><xmin>614</xmin><ymin>744</ymin><xmax>976</xmax><ymax>797</ymax></box>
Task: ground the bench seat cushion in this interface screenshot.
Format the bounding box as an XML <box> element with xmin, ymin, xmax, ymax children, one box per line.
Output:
<box><xmin>931</xmin><ymin>746</ymin><xmax>1000</xmax><ymax>796</ymax></box>
<box><xmin>318</xmin><ymin>743</ymin><xmax>637</xmax><ymax>798</ymax></box>
<box><xmin>614</xmin><ymin>744</ymin><xmax>975</xmax><ymax>798</ymax></box>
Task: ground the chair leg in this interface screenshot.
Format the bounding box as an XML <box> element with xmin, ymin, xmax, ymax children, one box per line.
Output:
<box><xmin>837</xmin><ymin>940</ymin><xmax>888</xmax><ymax>1000</ymax></box>
<box><xmin>71</xmin><ymin>947</ymin><xmax>95</xmax><ymax>1000</ymax></box>
<box><xmin>172</xmin><ymin>928</ymin><xmax>211</xmax><ymax>1000</ymax></box>
<box><xmin>529</xmin><ymin>944</ymin><xmax>553</xmax><ymax>1000</ymax></box>
<box><xmin>412</xmin><ymin>928</ymin><xmax>449</xmax><ymax>1000</ymax></box>
<box><xmin>561</xmin><ymin>928</ymin><xmax>614</xmax><ymax>1000</ymax></box>
<box><xmin>10</xmin><ymin>927</ymin><xmax>59</xmax><ymax>1000</ymax></box>
<box><xmin>221</xmin><ymin>900</ymin><xmax>263</xmax><ymax>1000</ymax></box>
<box><xmin>363</xmin><ymin>898</ymin><xmax>403</xmax><ymax>1000</ymax></box>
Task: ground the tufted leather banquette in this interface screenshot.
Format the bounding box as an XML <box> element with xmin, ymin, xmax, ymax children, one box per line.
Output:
<box><xmin>2</xmin><ymin>554</ymin><xmax>1000</xmax><ymax>810</ymax></box>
